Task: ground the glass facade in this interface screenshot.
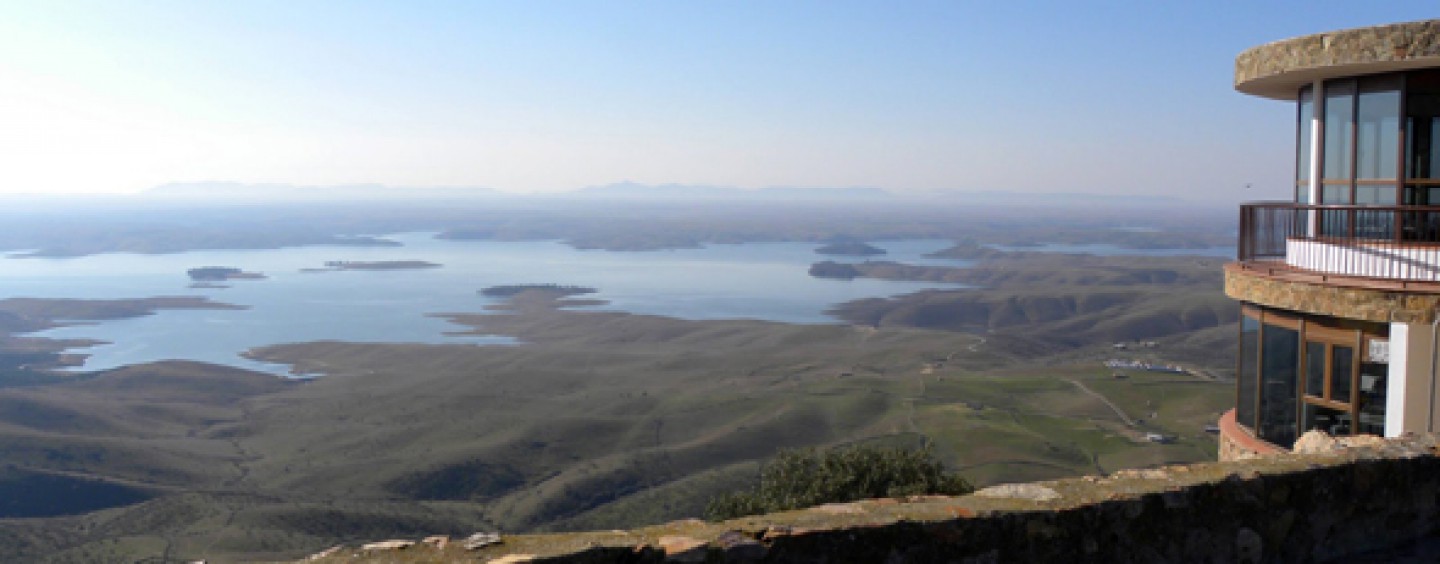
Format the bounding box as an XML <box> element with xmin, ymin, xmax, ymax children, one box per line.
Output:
<box><xmin>1406</xmin><ymin>71</ymin><xmax>1440</xmax><ymax>220</ymax></box>
<box><xmin>1331</xmin><ymin>345</ymin><xmax>1354</xmax><ymax>403</ymax></box>
<box><xmin>1322</xmin><ymin>80</ymin><xmax>1356</xmax><ymax>190</ymax></box>
<box><xmin>1236</xmin><ymin>306</ymin><xmax>1387</xmax><ymax>448</ymax></box>
<box><xmin>1237</xmin><ymin>316</ymin><xmax>1260</xmax><ymax>429</ymax></box>
<box><xmin>1297</xmin><ymin>88</ymin><xmax>1313</xmax><ymax>204</ymax></box>
<box><xmin>1293</xmin><ymin>70</ymin><xmax>1440</xmax><ymax>239</ymax></box>
<box><xmin>1356</xmin><ymin>79</ymin><xmax>1400</xmax><ymax>182</ymax></box>
<box><xmin>1358</xmin><ymin>362</ymin><xmax>1387</xmax><ymax>435</ymax></box>
<box><xmin>1259</xmin><ymin>323</ymin><xmax>1299</xmax><ymax>446</ymax></box>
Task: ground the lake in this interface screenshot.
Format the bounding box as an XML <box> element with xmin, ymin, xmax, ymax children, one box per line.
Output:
<box><xmin>1</xmin><ymin>236</ymin><xmax>1232</xmax><ymax>376</ymax></box>
<box><xmin>0</xmin><ymin>235</ymin><xmax>968</xmax><ymax>375</ymax></box>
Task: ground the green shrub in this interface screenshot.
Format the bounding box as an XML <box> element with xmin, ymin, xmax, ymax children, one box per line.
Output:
<box><xmin>704</xmin><ymin>444</ymin><xmax>972</xmax><ymax>521</ymax></box>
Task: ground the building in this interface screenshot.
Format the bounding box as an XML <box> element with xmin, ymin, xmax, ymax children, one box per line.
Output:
<box><xmin>1222</xmin><ymin>20</ymin><xmax>1440</xmax><ymax>459</ymax></box>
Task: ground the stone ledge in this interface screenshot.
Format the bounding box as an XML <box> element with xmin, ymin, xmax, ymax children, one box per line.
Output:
<box><xmin>1225</xmin><ymin>263</ymin><xmax>1440</xmax><ymax>323</ymax></box>
<box><xmin>306</xmin><ymin>434</ymin><xmax>1440</xmax><ymax>563</ymax></box>
<box><xmin>1236</xmin><ymin>19</ymin><xmax>1440</xmax><ymax>100</ymax></box>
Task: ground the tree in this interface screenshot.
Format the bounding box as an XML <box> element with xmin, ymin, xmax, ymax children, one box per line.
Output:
<box><xmin>705</xmin><ymin>444</ymin><xmax>972</xmax><ymax>521</ymax></box>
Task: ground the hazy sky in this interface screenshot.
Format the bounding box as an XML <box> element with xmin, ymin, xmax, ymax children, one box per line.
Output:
<box><xmin>0</xmin><ymin>2</ymin><xmax>1435</xmax><ymax>203</ymax></box>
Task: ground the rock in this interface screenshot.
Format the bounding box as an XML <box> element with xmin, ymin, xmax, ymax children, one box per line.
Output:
<box><xmin>1236</xmin><ymin>527</ymin><xmax>1263</xmax><ymax>563</ymax></box>
<box><xmin>462</xmin><ymin>532</ymin><xmax>503</xmax><ymax>550</ymax></box>
<box><xmin>716</xmin><ymin>530</ymin><xmax>766</xmax><ymax>561</ymax></box>
<box><xmin>973</xmin><ymin>483</ymin><xmax>1061</xmax><ymax>502</ymax></box>
<box><xmin>489</xmin><ymin>555</ymin><xmax>537</xmax><ymax>564</ymax></box>
<box><xmin>1113</xmin><ymin>468</ymin><xmax>1169</xmax><ymax>480</ymax></box>
<box><xmin>1293</xmin><ymin>430</ymin><xmax>1339</xmax><ymax>454</ymax></box>
<box><xmin>761</xmin><ymin>526</ymin><xmax>817</xmax><ymax>541</ymax></box>
<box><xmin>811</xmin><ymin>502</ymin><xmax>866</xmax><ymax>515</ymax></box>
<box><xmin>657</xmin><ymin>535</ymin><xmax>708</xmax><ymax>563</ymax></box>
<box><xmin>304</xmin><ymin>545</ymin><xmax>344</xmax><ymax>561</ymax></box>
<box><xmin>761</xmin><ymin>526</ymin><xmax>793</xmax><ymax>541</ymax></box>
<box><xmin>421</xmin><ymin>535</ymin><xmax>449</xmax><ymax>549</ymax></box>
<box><xmin>361</xmin><ymin>539</ymin><xmax>414</xmax><ymax>551</ymax></box>
<box><xmin>1338</xmin><ymin>434</ymin><xmax>1387</xmax><ymax>449</ymax></box>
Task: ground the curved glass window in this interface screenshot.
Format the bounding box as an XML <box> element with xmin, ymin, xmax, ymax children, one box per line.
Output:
<box><xmin>1405</xmin><ymin>70</ymin><xmax>1440</xmax><ymax>216</ymax></box>
<box><xmin>1237</xmin><ymin>316</ymin><xmax>1260</xmax><ymax>429</ymax></box>
<box><xmin>1237</xmin><ymin>306</ymin><xmax>1387</xmax><ymax>448</ymax></box>
<box><xmin>1259</xmin><ymin>323</ymin><xmax>1299</xmax><ymax>446</ymax></box>
<box><xmin>1357</xmin><ymin>78</ymin><xmax>1400</xmax><ymax>181</ymax></box>
<box><xmin>1296</xmin><ymin>74</ymin><xmax>1403</xmax><ymax>210</ymax></box>
<box><xmin>1323</xmin><ymin>80</ymin><xmax>1356</xmax><ymax>185</ymax></box>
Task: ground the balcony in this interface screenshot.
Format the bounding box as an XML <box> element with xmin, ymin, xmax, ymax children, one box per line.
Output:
<box><xmin>1237</xmin><ymin>202</ymin><xmax>1440</xmax><ymax>288</ymax></box>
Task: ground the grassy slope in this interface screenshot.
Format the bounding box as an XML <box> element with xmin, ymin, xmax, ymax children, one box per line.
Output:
<box><xmin>827</xmin><ymin>253</ymin><xmax>1237</xmax><ymax>359</ymax></box>
<box><xmin>0</xmin><ymin>251</ymin><xmax>1238</xmax><ymax>561</ymax></box>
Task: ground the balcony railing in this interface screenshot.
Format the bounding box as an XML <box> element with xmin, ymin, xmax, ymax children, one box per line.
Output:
<box><xmin>1238</xmin><ymin>202</ymin><xmax>1440</xmax><ymax>282</ymax></box>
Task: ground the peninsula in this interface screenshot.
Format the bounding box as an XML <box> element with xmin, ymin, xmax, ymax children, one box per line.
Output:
<box><xmin>302</xmin><ymin>260</ymin><xmax>441</xmax><ymax>272</ymax></box>
<box><xmin>479</xmin><ymin>284</ymin><xmax>597</xmax><ymax>297</ymax></box>
<box><xmin>186</xmin><ymin>266</ymin><xmax>266</xmax><ymax>282</ymax></box>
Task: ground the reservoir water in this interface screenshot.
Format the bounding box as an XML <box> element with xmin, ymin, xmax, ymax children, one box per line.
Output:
<box><xmin>0</xmin><ymin>235</ymin><xmax>967</xmax><ymax>375</ymax></box>
<box><xmin>986</xmin><ymin>243</ymin><xmax>1233</xmax><ymax>257</ymax></box>
<box><xmin>2</xmin><ymin>236</ymin><xmax>1232</xmax><ymax>375</ymax></box>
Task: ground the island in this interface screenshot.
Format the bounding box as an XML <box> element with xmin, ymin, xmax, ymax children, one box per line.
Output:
<box><xmin>187</xmin><ymin>266</ymin><xmax>266</xmax><ymax>282</ymax></box>
<box><xmin>479</xmin><ymin>284</ymin><xmax>597</xmax><ymax>297</ymax></box>
<box><xmin>302</xmin><ymin>260</ymin><xmax>441</xmax><ymax>272</ymax></box>
<box><xmin>815</xmin><ymin>241</ymin><xmax>886</xmax><ymax>256</ymax></box>
<box><xmin>807</xmin><ymin>261</ymin><xmax>863</xmax><ymax>280</ymax></box>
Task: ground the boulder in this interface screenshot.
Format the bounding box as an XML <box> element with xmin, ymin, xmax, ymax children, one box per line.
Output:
<box><xmin>1293</xmin><ymin>430</ymin><xmax>1340</xmax><ymax>454</ymax></box>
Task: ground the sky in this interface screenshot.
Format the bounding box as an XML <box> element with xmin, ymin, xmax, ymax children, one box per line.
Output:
<box><xmin>0</xmin><ymin>2</ymin><xmax>1436</xmax><ymax>204</ymax></box>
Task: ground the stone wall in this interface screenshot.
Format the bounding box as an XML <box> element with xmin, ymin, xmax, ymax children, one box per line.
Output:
<box><xmin>1224</xmin><ymin>264</ymin><xmax>1440</xmax><ymax>323</ymax></box>
<box><xmin>314</xmin><ymin>433</ymin><xmax>1440</xmax><ymax>563</ymax></box>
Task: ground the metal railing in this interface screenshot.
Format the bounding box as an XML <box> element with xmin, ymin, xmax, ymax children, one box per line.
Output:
<box><xmin>1238</xmin><ymin>202</ymin><xmax>1440</xmax><ymax>282</ymax></box>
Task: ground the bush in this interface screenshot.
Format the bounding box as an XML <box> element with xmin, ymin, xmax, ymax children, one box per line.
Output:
<box><xmin>704</xmin><ymin>444</ymin><xmax>972</xmax><ymax>521</ymax></box>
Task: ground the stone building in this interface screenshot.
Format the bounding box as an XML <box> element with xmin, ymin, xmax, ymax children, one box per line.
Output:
<box><xmin>1222</xmin><ymin>19</ymin><xmax>1440</xmax><ymax>459</ymax></box>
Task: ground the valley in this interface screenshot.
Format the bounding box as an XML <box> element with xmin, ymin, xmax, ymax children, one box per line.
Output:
<box><xmin>0</xmin><ymin>228</ymin><xmax>1237</xmax><ymax>561</ymax></box>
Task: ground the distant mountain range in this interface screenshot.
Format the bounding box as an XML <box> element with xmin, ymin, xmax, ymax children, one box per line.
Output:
<box><xmin>574</xmin><ymin>182</ymin><xmax>892</xmax><ymax>200</ymax></box>
<box><xmin>145</xmin><ymin>182</ymin><xmax>498</xmax><ymax>201</ymax></box>
<box><xmin>941</xmin><ymin>190</ymin><xmax>1185</xmax><ymax>206</ymax></box>
<box><xmin>140</xmin><ymin>181</ymin><xmax>1190</xmax><ymax>207</ymax></box>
